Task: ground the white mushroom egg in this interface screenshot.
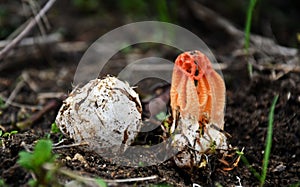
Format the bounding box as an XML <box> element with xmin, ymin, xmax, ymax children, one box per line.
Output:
<box><xmin>172</xmin><ymin>117</ymin><xmax>228</xmax><ymax>168</ymax></box>
<box><xmin>55</xmin><ymin>76</ymin><xmax>142</xmax><ymax>154</ymax></box>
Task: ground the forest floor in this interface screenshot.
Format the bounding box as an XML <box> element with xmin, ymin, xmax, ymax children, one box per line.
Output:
<box><xmin>0</xmin><ymin>1</ymin><xmax>299</xmax><ymax>186</ymax></box>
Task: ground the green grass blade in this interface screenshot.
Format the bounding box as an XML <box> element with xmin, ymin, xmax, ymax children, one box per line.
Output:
<box><xmin>244</xmin><ymin>0</ymin><xmax>257</xmax><ymax>52</ymax></box>
<box><xmin>237</xmin><ymin>150</ymin><xmax>261</xmax><ymax>180</ymax></box>
<box><xmin>244</xmin><ymin>0</ymin><xmax>258</xmax><ymax>78</ymax></box>
<box><xmin>241</xmin><ymin>155</ymin><xmax>261</xmax><ymax>180</ymax></box>
<box><xmin>260</xmin><ymin>94</ymin><xmax>279</xmax><ymax>186</ymax></box>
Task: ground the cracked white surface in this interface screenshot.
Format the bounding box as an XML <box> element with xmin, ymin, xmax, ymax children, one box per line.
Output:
<box><xmin>56</xmin><ymin>76</ymin><xmax>142</xmax><ymax>153</ymax></box>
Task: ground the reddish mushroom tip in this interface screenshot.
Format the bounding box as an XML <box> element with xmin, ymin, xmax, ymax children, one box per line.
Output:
<box><xmin>171</xmin><ymin>50</ymin><xmax>225</xmax><ymax>128</ymax></box>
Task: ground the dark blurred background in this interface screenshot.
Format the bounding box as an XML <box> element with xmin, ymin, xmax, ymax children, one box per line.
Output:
<box><xmin>0</xmin><ymin>0</ymin><xmax>299</xmax><ymax>47</ymax></box>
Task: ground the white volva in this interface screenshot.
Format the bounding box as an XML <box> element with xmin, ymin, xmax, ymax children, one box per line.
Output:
<box><xmin>172</xmin><ymin>117</ymin><xmax>228</xmax><ymax>168</ymax></box>
<box><xmin>55</xmin><ymin>76</ymin><xmax>142</xmax><ymax>153</ymax></box>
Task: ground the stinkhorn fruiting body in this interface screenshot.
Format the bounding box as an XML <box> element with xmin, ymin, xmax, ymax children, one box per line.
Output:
<box><xmin>55</xmin><ymin>76</ymin><xmax>142</xmax><ymax>153</ymax></box>
<box><xmin>170</xmin><ymin>50</ymin><xmax>227</xmax><ymax>168</ymax></box>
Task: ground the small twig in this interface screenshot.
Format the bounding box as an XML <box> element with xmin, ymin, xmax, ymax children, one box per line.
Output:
<box><xmin>0</xmin><ymin>33</ymin><xmax>62</xmax><ymax>49</ymax></box>
<box><xmin>0</xmin><ymin>39</ymin><xmax>86</xmax><ymax>72</ymax></box>
<box><xmin>20</xmin><ymin>141</ymin><xmax>33</xmax><ymax>152</ymax></box>
<box><xmin>16</xmin><ymin>99</ymin><xmax>60</xmax><ymax>130</ymax></box>
<box><xmin>6</xmin><ymin>20</ymin><xmax>31</xmax><ymax>41</ymax></box>
<box><xmin>0</xmin><ymin>94</ymin><xmax>42</xmax><ymax>110</ymax></box>
<box><xmin>4</xmin><ymin>79</ymin><xmax>25</xmax><ymax>106</ymax></box>
<box><xmin>44</xmin><ymin>163</ymin><xmax>158</xmax><ymax>185</ymax></box>
<box><xmin>55</xmin><ymin>41</ymin><xmax>88</xmax><ymax>53</ymax></box>
<box><xmin>250</xmin><ymin>58</ymin><xmax>300</xmax><ymax>73</ymax></box>
<box><xmin>52</xmin><ymin>142</ymin><xmax>89</xmax><ymax>150</ymax></box>
<box><xmin>0</xmin><ymin>0</ymin><xmax>57</xmax><ymax>60</ymax></box>
<box><xmin>38</xmin><ymin>92</ymin><xmax>66</xmax><ymax>100</ymax></box>
<box><xmin>43</xmin><ymin>163</ymin><xmax>158</xmax><ymax>185</ymax></box>
<box><xmin>0</xmin><ymin>78</ymin><xmax>11</xmax><ymax>86</ymax></box>
<box><xmin>21</xmin><ymin>71</ymin><xmax>39</xmax><ymax>92</ymax></box>
<box><xmin>27</xmin><ymin>0</ymin><xmax>47</xmax><ymax>36</ymax></box>
<box><xmin>0</xmin><ymin>125</ymin><xmax>5</xmax><ymax>131</ymax></box>
<box><xmin>105</xmin><ymin>175</ymin><xmax>158</xmax><ymax>183</ymax></box>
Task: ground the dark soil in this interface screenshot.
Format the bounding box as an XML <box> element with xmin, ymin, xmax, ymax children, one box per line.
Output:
<box><xmin>0</xmin><ymin>1</ymin><xmax>299</xmax><ymax>186</ymax></box>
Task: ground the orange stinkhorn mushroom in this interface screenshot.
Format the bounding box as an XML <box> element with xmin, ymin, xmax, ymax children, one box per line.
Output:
<box><xmin>170</xmin><ymin>50</ymin><xmax>227</xmax><ymax>168</ymax></box>
<box><xmin>170</xmin><ymin>50</ymin><xmax>226</xmax><ymax>130</ymax></box>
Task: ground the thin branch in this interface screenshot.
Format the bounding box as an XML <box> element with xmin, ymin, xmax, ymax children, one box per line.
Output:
<box><xmin>187</xmin><ymin>0</ymin><xmax>298</xmax><ymax>57</ymax></box>
<box><xmin>0</xmin><ymin>94</ymin><xmax>43</xmax><ymax>110</ymax></box>
<box><xmin>105</xmin><ymin>175</ymin><xmax>158</xmax><ymax>183</ymax></box>
<box><xmin>0</xmin><ymin>39</ymin><xmax>85</xmax><ymax>72</ymax></box>
<box><xmin>52</xmin><ymin>142</ymin><xmax>89</xmax><ymax>150</ymax></box>
<box><xmin>43</xmin><ymin>163</ymin><xmax>158</xmax><ymax>185</ymax></box>
<box><xmin>37</xmin><ymin>92</ymin><xmax>66</xmax><ymax>100</ymax></box>
<box><xmin>0</xmin><ymin>33</ymin><xmax>62</xmax><ymax>49</ymax></box>
<box><xmin>28</xmin><ymin>0</ymin><xmax>47</xmax><ymax>36</ymax></box>
<box><xmin>0</xmin><ymin>0</ymin><xmax>57</xmax><ymax>60</ymax></box>
<box><xmin>16</xmin><ymin>99</ymin><xmax>60</xmax><ymax>130</ymax></box>
<box><xmin>45</xmin><ymin>162</ymin><xmax>159</xmax><ymax>184</ymax></box>
<box><xmin>4</xmin><ymin>79</ymin><xmax>25</xmax><ymax>106</ymax></box>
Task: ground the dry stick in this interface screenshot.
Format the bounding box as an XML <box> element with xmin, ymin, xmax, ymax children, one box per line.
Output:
<box><xmin>7</xmin><ymin>19</ymin><xmax>31</xmax><ymax>41</ymax></box>
<box><xmin>0</xmin><ymin>37</ymin><xmax>84</xmax><ymax>72</ymax></box>
<box><xmin>105</xmin><ymin>175</ymin><xmax>158</xmax><ymax>184</ymax></box>
<box><xmin>28</xmin><ymin>0</ymin><xmax>47</xmax><ymax>36</ymax></box>
<box><xmin>0</xmin><ymin>0</ymin><xmax>57</xmax><ymax>60</ymax></box>
<box><xmin>4</xmin><ymin>79</ymin><xmax>25</xmax><ymax>106</ymax></box>
<box><xmin>28</xmin><ymin>0</ymin><xmax>51</xmax><ymax>33</ymax></box>
<box><xmin>0</xmin><ymin>94</ymin><xmax>42</xmax><ymax>110</ymax></box>
<box><xmin>16</xmin><ymin>99</ymin><xmax>60</xmax><ymax>130</ymax></box>
<box><xmin>0</xmin><ymin>33</ymin><xmax>62</xmax><ymax>49</ymax></box>
<box><xmin>0</xmin><ymin>33</ymin><xmax>63</xmax><ymax>71</ymax></box>
<box><xmin>53</xmin><ymin>142</ymin><xmax>89</xmax><ymax>150</ymax></box>
<box><xmin>37</xmin><ymin>92</ymin><xmax>66</xmax><ymax>100</ymax></box>
<box><xmin>43</xmin><ymin>163</ymin><xmax>158</xmax><ymax>185</ymax></box>
<box><xmin>187</xmin><ymin>0</ymin><xmax>298</xmax><ymax>57</ymax></box>
<box><xmin>21</xmin><ymin>71</ymin><xmax>39</xmax><ymax>92</ymax></box>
